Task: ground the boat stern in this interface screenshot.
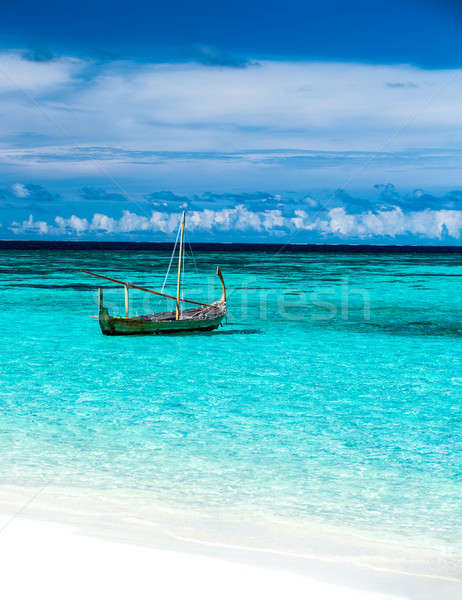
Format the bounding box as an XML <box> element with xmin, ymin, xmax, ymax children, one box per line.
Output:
<box><xmin>98</xmin><ymin>288</ymin><xmax>115</xmax><ymax>335</ymax></box>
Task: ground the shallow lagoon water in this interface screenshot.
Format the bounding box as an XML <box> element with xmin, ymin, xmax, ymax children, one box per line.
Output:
<box><xmin>0</xmin><ymin>246</ymin><xmax>461</xmax><ymax>555</ymax></box>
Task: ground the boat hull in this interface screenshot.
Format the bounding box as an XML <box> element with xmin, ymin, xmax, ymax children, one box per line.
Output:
<box><xmin>99</xmin><ymin>307</ymin><xmax>225</xmax><ymax>336</ymax></box>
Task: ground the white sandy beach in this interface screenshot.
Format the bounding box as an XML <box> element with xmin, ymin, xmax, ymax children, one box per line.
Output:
<box><xmin>0</xmin><ymin>514</ymin><xmax>405</xmax><ymax>600</ymax></box>
<box><xmin>0</xmin><ymin>500</ymin><xmax>461</xmax><ymax>600</ymax></box>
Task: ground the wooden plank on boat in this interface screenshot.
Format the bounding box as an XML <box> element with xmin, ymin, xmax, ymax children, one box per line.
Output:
<box><xmin>124</xmin><ymin>285</ymin><xmax>129</xmax><ymax>317</ymax></box>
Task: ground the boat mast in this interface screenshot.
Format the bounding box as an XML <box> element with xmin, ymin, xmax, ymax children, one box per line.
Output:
<box><xmin>176</xmin><ymin>211</ymin><xmax>186</xmax><ymax>320</ymax></box>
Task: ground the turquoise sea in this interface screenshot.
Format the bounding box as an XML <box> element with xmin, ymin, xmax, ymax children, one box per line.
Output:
<box><xmin>0</xmin><ymin>244</ymin><xmax>461</xmax><ymax>562</ymax></box>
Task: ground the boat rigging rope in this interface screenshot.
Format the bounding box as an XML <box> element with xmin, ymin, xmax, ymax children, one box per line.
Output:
<box><xmin>160</xmin><ymin>220</ymin><xmax>181</xmax><ymax>294</ymax></box>
<box><xmin>186</xmin><ymin>238</ymin><xmax>199</xmax><ymax>274</ymax></box>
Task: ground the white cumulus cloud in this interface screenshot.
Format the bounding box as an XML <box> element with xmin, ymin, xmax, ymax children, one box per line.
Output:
<box><xmin>10</xmin><ymin>214</ymin><xmax>53</xmax><ymax>235</ymax></box>
<box><xmin>10</xmin><ymin>205</ymin><xmax>462</xmax><ymax>240</ymax></box>
<box><xmin>11</xmin><ymin>183</ymin><xmax>30</xmax><ymax>198</ymax></box>
<box><xmin>0</xmin><ymin>52</ymin><xmax>84</xmax><ymax>93</ymax></box>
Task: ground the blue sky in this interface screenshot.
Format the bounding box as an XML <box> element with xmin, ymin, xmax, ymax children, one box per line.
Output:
<box><xmin>2</xmin><ymin>0</ymin><xmax>462</xmax><ymax>242</ymax></box>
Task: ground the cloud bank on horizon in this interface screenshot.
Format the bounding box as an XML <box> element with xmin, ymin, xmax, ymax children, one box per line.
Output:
<box><xmin>8</xmin><ymin>186</ymin><xmax>462</xmax><ymax>244</ymax></box>
<box><xmin>1</xmin><ymin>0</ymin><xmax>462</xmax><ymax>243</ymax></box>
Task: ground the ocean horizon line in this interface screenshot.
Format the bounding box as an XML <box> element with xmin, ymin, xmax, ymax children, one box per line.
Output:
<box><xmin>3</xmin><ymin>239</ymin><xmax>462</xmax><ymax>253</ymax></box>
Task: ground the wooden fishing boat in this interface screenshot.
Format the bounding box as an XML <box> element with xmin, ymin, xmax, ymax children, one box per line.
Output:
<box><xmin>82</xmin><ymin>212</ymin><xmax>227</xmax><ymax>335</ymax></box>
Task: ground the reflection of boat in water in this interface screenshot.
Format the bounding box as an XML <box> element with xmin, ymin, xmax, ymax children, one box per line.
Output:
<box><xmin>81</xmin><ymin>211</ymin><xmax>227</xmax><ymax>335</ymax></box>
